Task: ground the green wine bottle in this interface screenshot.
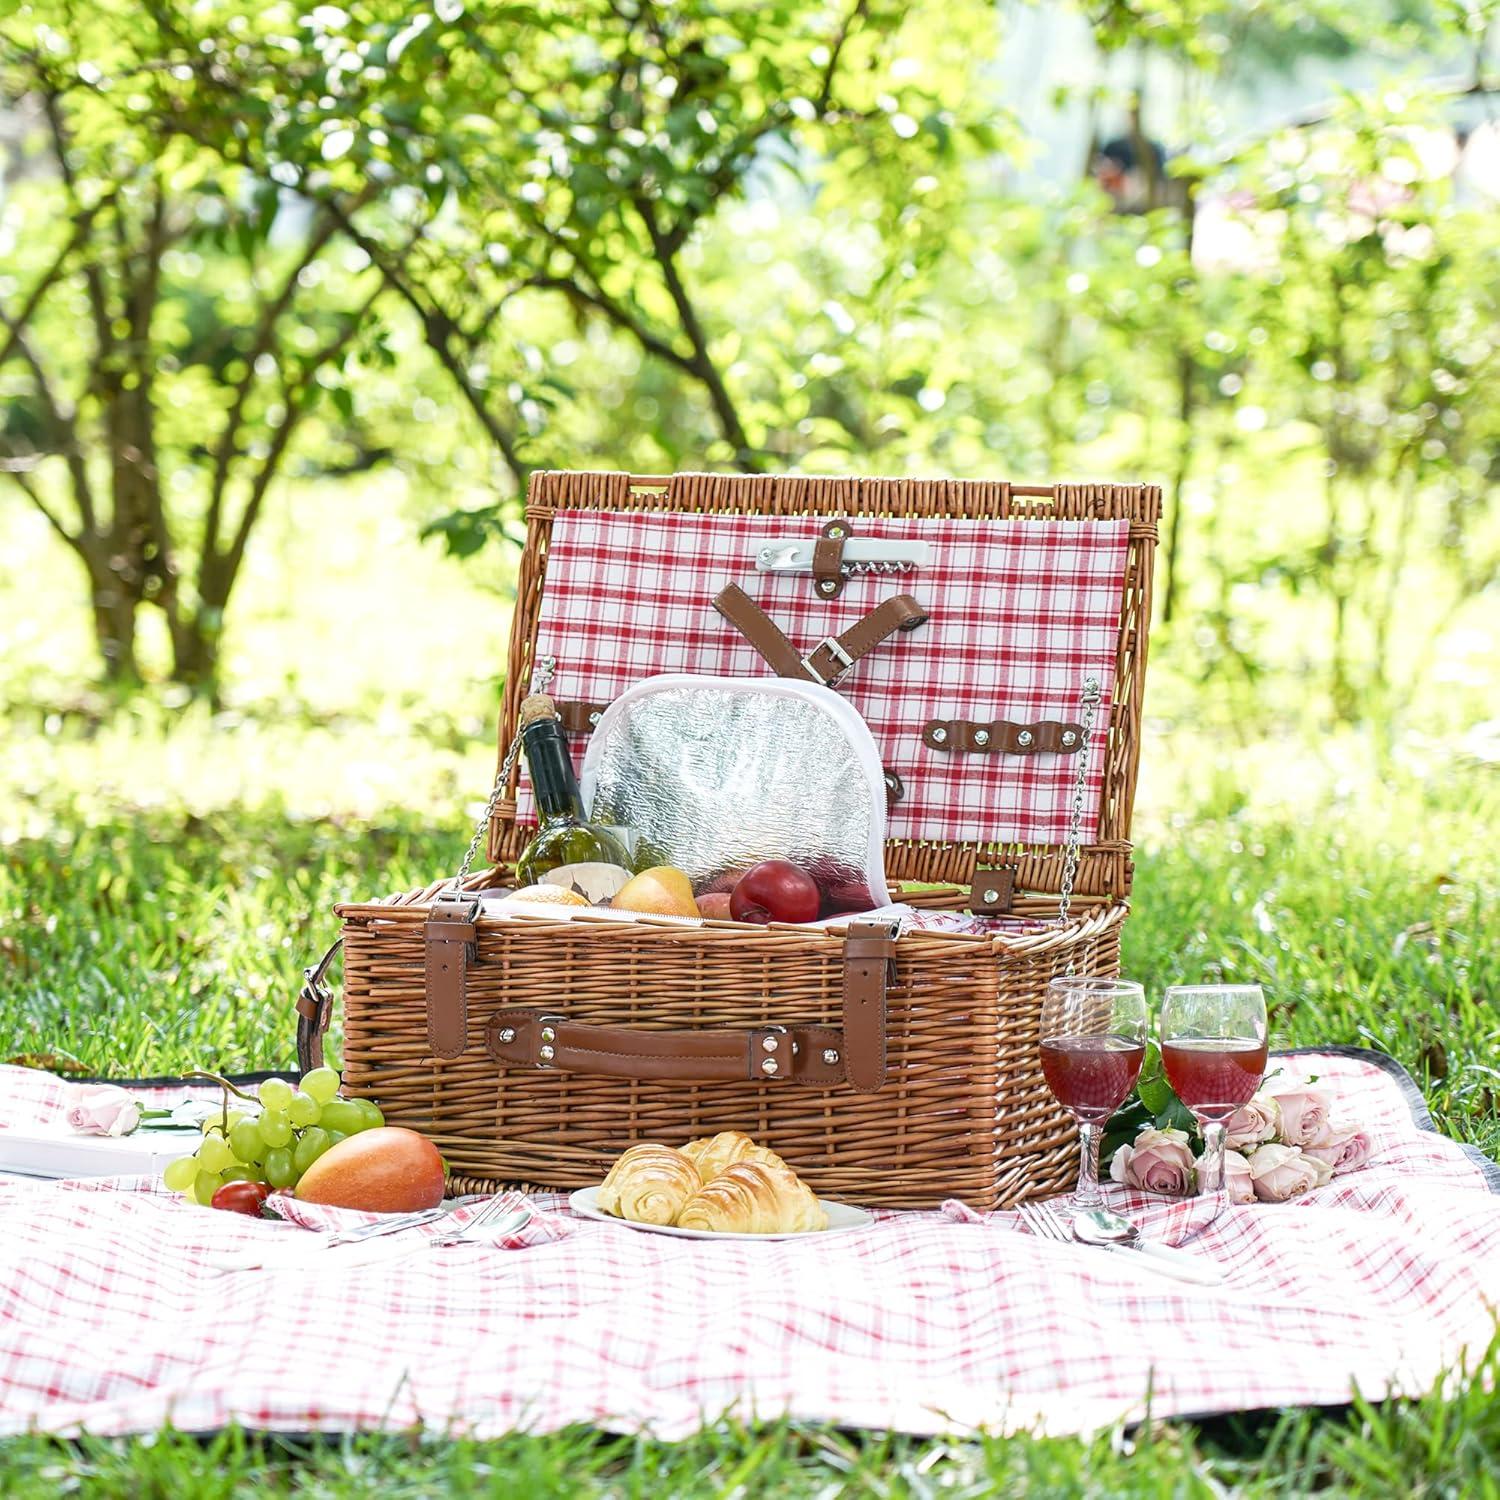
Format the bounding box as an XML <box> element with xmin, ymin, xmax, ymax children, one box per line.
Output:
<box><xmin>514</xmin><ymin>695</ymin><xmax>632</xmax><ymax>903</ymax></box>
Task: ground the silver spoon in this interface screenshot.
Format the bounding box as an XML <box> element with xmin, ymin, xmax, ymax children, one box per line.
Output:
<box><xmin>1072</xmin><ymin>1207</ymin><xmax>1227</xmax><ymax>1286</ymax></box>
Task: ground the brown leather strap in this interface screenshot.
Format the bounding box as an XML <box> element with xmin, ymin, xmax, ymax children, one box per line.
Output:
<box><xmin>557</xmin><ymin>699</ymin><xmax>610</xmax><ymax>734</ymax></box>
<box><xmin>923</xmin><ymin>718</ymin><xmax>1085</xmax><ymax>755</ymax></box>
<box><xmin>294</xmin><ymin>937</ymin><xmax>343</xmax><ymax>1072</ymax></box>
<box><xmin>425</xmin><ymin>895</ymin><xmax>481</xmax><ymax>1059</ymax></box>
<box><xmin>969</xmin><ymin>867</ymin><xmax>1016</xmax><ymax>915</ymax></box>
<box><xmin>713</xmin><ymin>583</ymin><xmax>806</xmax><ymax>677</ymax></box>
<box><xmin>812</xmin><ymin>519</ymin><xmax>853</xmax><ymax>599</ymax></box>
<box><xmin>841</xmin><ymin>918</ymin><xmax>897</xmax><ymax>1093</ymax></box>
<box><xmin>486</xmin><ymin>1010</ymin><xmax>847</xmax><ymax>1085</ymax></box>
<box><xmin>714</xmin><ymin>584</ymin><xmax>929</xmax><ymax>688</ymax></box>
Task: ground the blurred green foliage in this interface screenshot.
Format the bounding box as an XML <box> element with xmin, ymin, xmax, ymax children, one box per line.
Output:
<box><xmin>0</xmin><ymin>0</ymin><xmax>1496</xmax><ymax>735</ymax></box>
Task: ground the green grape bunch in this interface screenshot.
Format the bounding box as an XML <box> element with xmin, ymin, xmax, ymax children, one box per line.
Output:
<box><xmin>161</xmin><ymin>1067</ymin><xmax>385</xmax><ymax>1207</ymax></box>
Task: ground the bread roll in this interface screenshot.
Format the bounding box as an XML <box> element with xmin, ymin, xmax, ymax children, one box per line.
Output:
<box><xmin>675</xmin><ymin>1159</ymin><xmax>828</xmax><ymax>1235</ymax></box>
<box><xmin>596</xmin><ymin>1144</ymin><xmax>701</xmax><ymax>1225</ymax></box>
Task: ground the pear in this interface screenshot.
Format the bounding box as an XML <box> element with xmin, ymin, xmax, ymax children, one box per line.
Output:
<box><xmin>612</xmin><ymin>865</ymin><xmax>699</xmax><ymax>919</ymax></box>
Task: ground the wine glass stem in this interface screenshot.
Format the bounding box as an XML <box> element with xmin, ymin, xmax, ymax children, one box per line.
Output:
<box><xmin>1198</xmin><ymin>1121</ymin><xmax>1229</xmax><ymax>1216</ymax></box>
<box><xmin>1074</xmin><ymin>1120</ymin><xmax>1103</xmax><ymax>1209</ymax></box>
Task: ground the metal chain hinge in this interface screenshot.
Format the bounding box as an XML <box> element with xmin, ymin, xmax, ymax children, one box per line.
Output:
<box><xmin>452</xmin><ymin>655</ymin><xmax>557</xmax><ymax>886</ymax></box>
<box><xmin>1058</xmin><ymin>674</ymin><xmax>1102</xmax><ymax>966</ymax></box>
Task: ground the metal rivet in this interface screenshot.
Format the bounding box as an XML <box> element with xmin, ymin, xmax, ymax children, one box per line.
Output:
<box><xmin>829</xmin><ymin>524</ymin><xmax>846</xmax><ymax>538</ymax></box>
<box><xmin>931</xmin><ymin>727</ymin><xmax>947</xmax><ymax>745</ymax></box>
<box><xmin>762</xmin><ymin>1036</ymin><xmax>778</xmax><ymax>1052</ymax></box>
<box><xmin>762</xmin><ymin>1058</ymin><xmax>778</xmax><ymax>1075</ymax></box>
<box><xmin>540</xmin><ymin>1026</ymin><xmax>555</xmax><ymax>1042</ymax></box>
<box><xmin>589</xmin><ymin>711</ymin><xmax>601</xmax><ymax>725</ymax></box>
<box><xmin>983</xmin><ymin>889</ymin><xmax>1000</xmax><ymax>904</ymax></box>
<box><xmin>822</xmin><ymin>1048</ymin><xmax>839</xmax><ymax>1065</ymax></box>
<box><xmin>820</xmin><ymin>579</ymin><xmax>837</xmax><ymax>594</ymax></box>
<box><xmin>498</xmin><ymin>1026</ymin><xmax>516</xmax><ymax>1044</ymax></box>
<box><xmin>1062</xmin><ymin>730</ymin><xmax>1076</xmax><ymax>747</ymax></box>
<box><xmin>1018</xmin><ymin>730</ymin><xmax>1034</xmax><ymax>747</ymax></box>
<box><xmin>974</xmin><ymin>729</ymin><xmax>990</xmax><ymax>747</ymax></box>
<box><xmin>539</xmin><ymin>1045</ymin><xmax>554</xmax><ymax>1062</ymax></box>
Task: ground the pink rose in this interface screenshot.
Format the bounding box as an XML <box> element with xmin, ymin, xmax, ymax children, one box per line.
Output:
<box><xmin>1110</xmin><ymin>1127</ymin><xmax>1196</xmax><ymax>1196</ymax></box>
<box><xmin>1303</xmin><ymin>1121</ymin><xmax>1374</xmax><ymax>1176</ymax></box>
<box><xmin>1225</xmin><ymin>1095</ymin><xmax>1281</xmax><ymax>1152</ymax></box>
<box><xmin>1247</xmin><ymin>1143</ymin><xmax>1332</xmax><ymax>1202</ymax></box>
<box><xmin>1199</xmin><ymin>1146</ymin><xmax>1256</xmax><ymax>1205</ymax></box>
<box><xmin>1262</xmin><ymin>1081</ymin><xmax>1332</xmax><ymax>1147</ymax></box>
<box><xmin>65</xmin><ymin>1084</ymin><xmax>142</xmax><ymax>1138</ymax></box>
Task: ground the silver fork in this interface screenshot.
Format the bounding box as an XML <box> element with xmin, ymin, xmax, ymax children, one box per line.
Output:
<box><xmin>1017</xmin><ymin>1198</ymin><xmax>1224</xmax><ymax>1286</ymax></box>
<box><xmin>428</xmin><ymin>1194</ymin><xmax>533</xmax><ymax>1247</ymax></box>
<box><xmin>1017</xmin><ymin>1199</ymin><xmax>1073</xmax><ymax>1245</ymax></box>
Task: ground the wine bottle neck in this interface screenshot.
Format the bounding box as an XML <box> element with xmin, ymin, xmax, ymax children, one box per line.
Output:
<box><xmin>522</xmin><ymin>719</ymin><xmax>585</xmax><ymax>823</ymax></box>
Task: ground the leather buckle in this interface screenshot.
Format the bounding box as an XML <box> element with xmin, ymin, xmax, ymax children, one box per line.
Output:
<box><xmin>802</xmin><ymin>635</ymin><xmax>854</xmax><ymax>687</ymax></box>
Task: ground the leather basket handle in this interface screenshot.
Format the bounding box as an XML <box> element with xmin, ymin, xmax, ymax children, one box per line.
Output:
<box><xmin>484</xmin><ymin>918</ymin><xmax>898</xmax><ymax>1093</ymax></box>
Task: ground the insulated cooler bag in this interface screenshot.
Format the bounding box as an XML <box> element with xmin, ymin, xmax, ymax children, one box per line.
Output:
<box><xmin>297</xmin><ymin>470</ymin><xmax>1158</xmax><ymax>1209</ymax></box>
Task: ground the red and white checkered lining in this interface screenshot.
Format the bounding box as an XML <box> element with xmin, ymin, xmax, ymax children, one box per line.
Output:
<box><xmin>518</xmin><ymin>510</ymin><xmax>1131</xmax><ymax>847</ymax></box>
<box><xmin>2</xmin><ymin>1051</ymin><xmax>1496</xmax><ymax>1440</ymax></box>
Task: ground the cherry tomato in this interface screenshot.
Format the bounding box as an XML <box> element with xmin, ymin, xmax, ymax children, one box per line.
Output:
<box><xmin>210</xmin><ymin>1181</ymin><xmax>271</xmax><ymax>1217</ymax></box>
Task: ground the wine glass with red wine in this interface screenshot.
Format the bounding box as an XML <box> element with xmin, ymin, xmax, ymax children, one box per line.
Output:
<box><xmin>1160</xmin><ymin>984</ymin><xmax>1269</xmax><ymax>1223</ymax></box>
<box><xmin>1040</xmin><ymin>978</ymin><xmax>1149</xmax><ymax>1209</ymax></box>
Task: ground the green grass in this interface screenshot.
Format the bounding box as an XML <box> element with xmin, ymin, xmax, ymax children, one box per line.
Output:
<box><xmin>0</xmin><ymin>1344</ymin><xmax>1497</xmax><ymax>1497</ymax></box>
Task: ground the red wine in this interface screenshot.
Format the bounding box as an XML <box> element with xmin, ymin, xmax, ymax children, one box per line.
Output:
<box><xmin>1040</xmin><ymin>1035</ymin><xmax>1146</xmax><ymax>1122</ymax></box>
<box><xmin>1162</xmin><ymin>1037</ymin><xmax>1268</xmax><ymax>1120</ymax></box>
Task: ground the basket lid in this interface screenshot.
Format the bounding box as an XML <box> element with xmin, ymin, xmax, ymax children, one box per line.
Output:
<box><xmin>486</xmin><ymin>471</ymin><xmax>1158</xmax><ymax>904</ymax></box>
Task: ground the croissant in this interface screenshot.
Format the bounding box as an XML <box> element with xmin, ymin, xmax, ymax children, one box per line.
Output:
<box><xmin>596</xmin><ymin>1144</ymin><xmax>701</xmax><ymax>1226</ymax></box>
<box><xmin>675</xmin><ymin>1159</ymin><xmax>828</xmax><ymax>1235</ymax></box>
<box><xmin>682</xmin><ymin>1130</ymin><xmax>792</xmax><ymax>1183</ymax></box>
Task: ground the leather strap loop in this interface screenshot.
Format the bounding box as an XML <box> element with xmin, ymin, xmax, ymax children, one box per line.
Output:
<box><xmin>557</xmin><ymin>699</ymin><xmax>610</xmax><ymax>734</ymax></box>
<box><xmin>425</xmin><ymin>895</ymin><xmax>481</xmax><ymax>1060</ymax></box>
<box><xmin>486</xmin><ymin>1010</ymin><xmax>846</xmax><ymax>1085</ymax></box>
<box><xmin>714</xmin><ymin>584</ymin><xmax>929</xmax><ymax>688</ymax></box>
<box><xmin>923</xmin><ymin>718</ymin><xmax>1085</xmax><ymax>755</ymax></box>
<box><xmin>969</xmin><ymin>867</ymin><xmax>1017</xmax><ymax>915</ymax></box>
<box><xmin>841</xmin><ymin>918</ymin><xmax>897</xmax><ymax>1093</ymax></box>
<box><xmin>812</xmin><ymin>519</ymin><xmax>853</xmax><ymax>599</ymax></box>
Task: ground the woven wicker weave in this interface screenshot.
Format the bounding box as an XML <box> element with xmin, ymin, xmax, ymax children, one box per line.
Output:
<box><xmin>327</xmin><ymin>472</ymin><xmax>1159</xmax><ymax>1211</ymax></box>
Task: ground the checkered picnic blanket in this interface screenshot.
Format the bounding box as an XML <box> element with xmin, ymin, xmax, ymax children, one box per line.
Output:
<box><xmin>523</xmin><ymin>510</ymin><xmax>1130</xmax><ymax>846</ymax></box>
<box><xmin>2</xmin><ymin>1050</ymin><xmax>1497</xmax><ymax>1440</ymax></box>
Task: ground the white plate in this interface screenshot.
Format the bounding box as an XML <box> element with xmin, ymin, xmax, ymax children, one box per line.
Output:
<box><xmin>569</xmin><ymin>1186</ymin><xmax>873</xmax><ymax>1241</ymax></box>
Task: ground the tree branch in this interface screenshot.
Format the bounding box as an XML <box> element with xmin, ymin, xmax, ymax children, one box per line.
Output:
<box><xmin>36</xmin><ymin>74</ymin><xmax>116</xmax><ymax>368</ymax></box>
<box><xmin>0</xmin><ymin>322</ymin><xmax>100</xmax><ymax>533</ymax></box>
<box><xmin>630</xmin><ymin>192</ymin><xmax>763</xmax><ymax>471</ymax></box>
<box><xmin>322</xmin><ymin>196</ymin><xmax>529</xmax><ymax>492</ymax></box>
<box><xmin>2</xmin><ymin>465</ymin><xmax>84</xmax><ymax>556</ymax></box>
<box><xmin>216</xmin><ymin>282</ymin><xmax>384</xmax><ymax>591</ymax></box>
<box><xmin>816</xmin><ymin>0</ymin><xmax>869</xmax><ymax>113</ymax></box>
<box><xmin>0</xmin><ymin>197</ymin><xmax>108</xmax><ymax>370</ymax></box>
<box><xmin>521</xmin><ymin>271</ymin><xmax>698</xmax><ymax>374</ymax></box>
<box><xmin>203</xmin><ymin>207</ymin><xmax>344</xmax><ymax>557</ymax></box>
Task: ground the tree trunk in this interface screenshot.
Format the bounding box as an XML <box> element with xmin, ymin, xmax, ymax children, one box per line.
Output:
<box><xmin>88</xmin><ymin>568</ymin><xmax>141</xmax><ymax>684</ymax></box>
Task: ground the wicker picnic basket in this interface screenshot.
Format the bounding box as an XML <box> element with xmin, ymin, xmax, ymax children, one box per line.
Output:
<box><xmin>297</xmin><ymin>471</ymin><xmax>1158</xmax><ymax>1210</ymax></box>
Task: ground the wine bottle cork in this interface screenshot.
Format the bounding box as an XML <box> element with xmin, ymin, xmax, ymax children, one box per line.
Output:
<box><xmin>518</xmin><ymin>693</ymin><xmax>558</xmax><ymax>729</ymax></box>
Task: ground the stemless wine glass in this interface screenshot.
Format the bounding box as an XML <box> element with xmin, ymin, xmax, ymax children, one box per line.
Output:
<box><xmin>1040</xmin><ymin>977</ymin><xmax>1150</xmax><ymax>1208</ymax></box>
<box><xmin>1160</xmin><ymin>984</ymin><xmax>1268</xmax><ymax>1223</ymax></box>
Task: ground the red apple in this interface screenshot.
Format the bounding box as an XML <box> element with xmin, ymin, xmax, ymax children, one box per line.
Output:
<box><xmin>730</xmin><ymin>860</ymin><xmax>821</xmax><ymax>925</ymax></box>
